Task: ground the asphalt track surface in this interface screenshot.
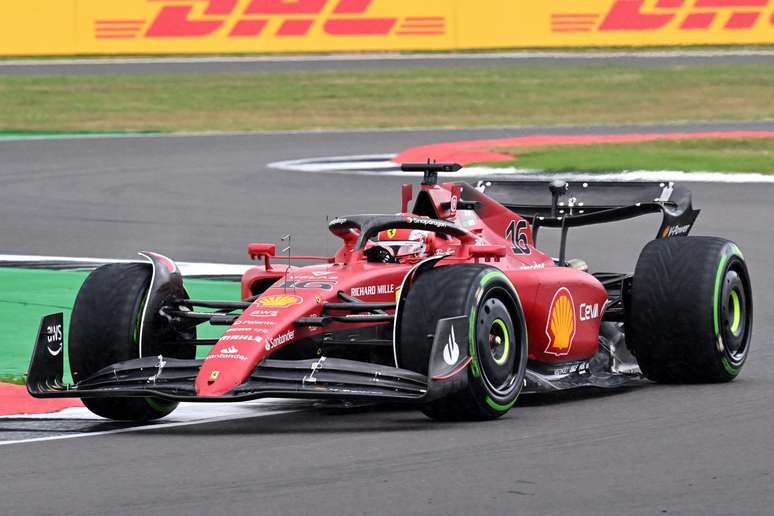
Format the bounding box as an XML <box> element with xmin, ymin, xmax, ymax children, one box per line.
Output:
<box><xmin>1</xmin><ymin>121</ymin><xmax>774</xmax><ymax>515</ymax></box>
<box><xmin>2</xmin><ymin>50</ymin><xmax>774</xmax><ymax>75</ymax></box>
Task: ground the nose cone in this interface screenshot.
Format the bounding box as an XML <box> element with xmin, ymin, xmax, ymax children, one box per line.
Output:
<box><xmin>194</xmin><ymin>292</ymin><xmax>312</xmax><ymax>397</ymax></box>
<box><xmin>196</xmin><ymin>366</ymin><xmax>243</xmax><ymax>397</ymax></box>
<box><xmin>195</xmin><ymin>336</ymin><xmax>262</xmax><ymax>397</ymax></box>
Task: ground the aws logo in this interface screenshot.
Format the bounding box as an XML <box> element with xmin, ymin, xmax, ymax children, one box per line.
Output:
<box><xmin>95</xmin><ymin>0</ymin><xmax>445</xmax><ymax>40</ymax></box>
<box><xmin>551</xmin><ymin>0</ymin><xmax>774</xmax><ymax>33</ymax></box>
<box><xmin>545</xmin><ymin>288</ymin><xmax>576</xmax><ymax>356</ymax></box>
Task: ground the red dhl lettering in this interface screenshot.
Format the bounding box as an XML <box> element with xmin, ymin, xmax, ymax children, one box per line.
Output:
<box><xmin>551</xmin><ymin>0</ymin><xmax>774</xmax><ymax>33</ymax></box>
<box><xmin>116</xmin><ymin>0</ymin><xmax>443</xmax><ymax>39</ymax></box>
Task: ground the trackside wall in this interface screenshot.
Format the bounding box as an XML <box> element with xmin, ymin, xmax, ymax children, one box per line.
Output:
<box><xmin>2</xmin><ymin>0</ymin><xmax>774</xmax><ymax>56</ymax></box>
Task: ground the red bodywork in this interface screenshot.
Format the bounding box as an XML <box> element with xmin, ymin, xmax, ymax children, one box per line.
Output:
<box><xmin>195</xmin><ymin>181</ymin><xmax>607</xmax><ymax>397</ymax></box>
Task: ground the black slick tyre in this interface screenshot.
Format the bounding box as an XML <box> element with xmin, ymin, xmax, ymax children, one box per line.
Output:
<box><xmin>69</xmin><ymin>263</ymin><xmax>195</xmax><ymax>421</ymax></box>
<box><xmin>398</xmin><ymin>265</ymin><xmax>527</xmax><ymax>421</ymax></box>
<box><xmin>628</xmin><ymin>237</ymin><xmax>752</xmax><ymax>383</ymax></box>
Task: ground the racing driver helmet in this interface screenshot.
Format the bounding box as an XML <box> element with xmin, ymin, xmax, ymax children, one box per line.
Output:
<box><xmin>373</xmin><ymin>228</ymin><xmax>432</xmax><ymax>262</ymax></box>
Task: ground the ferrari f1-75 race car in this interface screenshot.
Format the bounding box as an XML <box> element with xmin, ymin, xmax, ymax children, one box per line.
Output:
<box><xmin>28</xmin><ymin>163</ymin><xmax>753</xmax><ymax>422</ymax></box>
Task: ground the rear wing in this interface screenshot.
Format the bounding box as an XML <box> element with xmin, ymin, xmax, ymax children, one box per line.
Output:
<box><xmin>476</xmin><ymin>179</ymin><xmax>700</xmax><ymax>266</ymax></box>
<box><xmin>476</xmin><ymin>180</ymin><xmax>700</xmax><ymax>240</ymax></box>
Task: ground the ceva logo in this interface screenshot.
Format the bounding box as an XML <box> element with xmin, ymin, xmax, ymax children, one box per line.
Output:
<box><xmin>95</xmin><ymin>0</ymin><xmax>446</xmax><ymax>40</ymax></box>
<box><xmin>550</xmin><ymin>0</ymin><xmax>774</xmax><ymax>33</ymax></box>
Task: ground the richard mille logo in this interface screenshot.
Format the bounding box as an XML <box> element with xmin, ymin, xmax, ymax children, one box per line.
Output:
<box><xmin>443</xmin><ymin>326</ymin><xmax>460</xmax><ymax>366</ymax></box>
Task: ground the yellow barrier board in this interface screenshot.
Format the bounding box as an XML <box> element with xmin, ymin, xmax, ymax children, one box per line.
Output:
<box><xmin>504</xmin><ymin>0</ymin><xmax>774</xmax><ymax>47</ymax></box>
<box><xmin>1</xmin><ymin>0</ymin><xmax>773</xmax><ymax>56</ymax></box>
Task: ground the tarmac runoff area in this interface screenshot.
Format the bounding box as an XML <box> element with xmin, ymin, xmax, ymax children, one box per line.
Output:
<box><xmin>2</xmin><ymin>50</ymin><xmax>774</xmax><ymax>75</ymax></box>
<box><xmin>270</xmin><ymin>129</ymin><xmax>774</xmax><ymax>182</ymax></box>
<box><xmin>0</xmin><ymin>122</ymin><xmax>773</xmax><ymax>515</ymax></box>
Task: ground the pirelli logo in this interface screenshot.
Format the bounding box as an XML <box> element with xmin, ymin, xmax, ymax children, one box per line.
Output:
<box><xmin>94</xmin><ymin>0</ymin><xmax>446</xmax><ymax>40</ymax></box>
<box><xmin>551</xmin><ymin>0</ymin><xmax>774</xmax><ymax>33</ymax></box>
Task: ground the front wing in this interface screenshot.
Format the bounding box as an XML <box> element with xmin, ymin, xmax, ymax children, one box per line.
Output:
<box><xmin>27</xmin><ymin>313</ymin><xmax>470</xmax><ymax>404</ymax></box>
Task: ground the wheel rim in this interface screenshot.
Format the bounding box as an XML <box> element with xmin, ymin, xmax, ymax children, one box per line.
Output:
<box><xmin>489</xmin><ymin>319</ymin><xmax>510</xmax><ymax>366</ymax></box>
<box><xmin>720</xmin><ymin>267</ymin><xmax>750</xmax><ymax>363</ymax></box>
<box><xmin>475</xmin><ymin>291</ymin><xmax>521</xmax><ymax>396</ymax></box>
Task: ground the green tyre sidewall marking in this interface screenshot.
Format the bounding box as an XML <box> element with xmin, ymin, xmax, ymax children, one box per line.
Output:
<box><xmin>473</xmin><ymin>270</ymin><xmax>524</xmax><ymax>413</ymax></box>
<box><xmin>146</xmin><ymin>397</ymin><xmax>176</xmax><ymax>414</ymax></box>
<box><xmin>721</xmin><ymin>355</ymin><xmax>738</xmax><ymax>376</ymax></box>
<box><xmin>712</xmin><ymin>244</ymin><xmax>748</xmax><ymax>375</ymax></box>
<box><xmin>712</xmin><ymin>254</ymin><xmax>730</xmax><ymax>337</ymax></box>
<box><xmin>486</xmin><ymin>396</ymin><xmax>516</xmax><ymax>412</ymax></box>
<box><xmin>469</xmin><ymin>307</ymin><xmax>480</xmax><ymax>378</ymax></box>
<box><xmin>470</xmin><ymin>270</ymin><xmax>510</xmax><ymax>380</ymax></box>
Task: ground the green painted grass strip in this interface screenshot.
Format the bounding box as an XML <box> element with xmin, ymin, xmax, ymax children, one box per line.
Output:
<box><xmin>0</xmin><ymin>267</ymin><xmax>239</xmax><ymax>381</ymax></box>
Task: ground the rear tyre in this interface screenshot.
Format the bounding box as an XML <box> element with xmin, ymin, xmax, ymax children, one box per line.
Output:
<box><xmin>628</xmin><ymin>237</ymin><xmax>752</xmax><ymax>383</ymax></box>
<box><xmin>69</xmin><ymin>263</ymin><xmax>196</xmax><ymax>421</ymax></box>
<box><xmin>398</xmin><ymin>265</ymin><xmax>527</xmax><ymax>421</ymax></box>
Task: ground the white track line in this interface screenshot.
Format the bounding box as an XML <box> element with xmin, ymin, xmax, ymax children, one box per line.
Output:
<box><xmin>0</xmin><ymin>254</ymin><xmax>251</xmax><ymax>276</ymax></box>
<box><xmin>268</xmin><ymin>155</ymin><xmax>774</xmax><ymax>183</ymax></box>
<box><xmin>268</xmin><ymin>154</ymin><xmax>518</xmax><ymax>177</ymax></box>
<box><xmin>465</xmin><ymin>166</ymin><xmax>774</xmax><ymax>183</ymax></box>
<box><xmin>0</xmin><ymin>403</ymin><xmax>304</xmax><ymax>447</ymax></box>
<box><xmin>269</xmin><ymin>153</ymin><xmax>399</xmax><ymax>172</ymax></box>
<box><xmin>3</xmin><ymin>50</ymin><xmax>774</xmax><ymax>67</ymax></box>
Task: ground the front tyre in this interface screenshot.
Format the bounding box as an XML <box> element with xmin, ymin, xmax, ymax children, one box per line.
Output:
<box><xmin>628</xmin><ymin>237</ymin><xmax>753</xmax><ymax>383</ymax></box>
<box><xmin>399</xmin><ymin>265</ymin><xmax>528</xmax><ymax>421</ymax></box>
<box><xmin>69</xmin><ymin>263</ymin><xmax>195</xmax><ymax>421</ymax></box>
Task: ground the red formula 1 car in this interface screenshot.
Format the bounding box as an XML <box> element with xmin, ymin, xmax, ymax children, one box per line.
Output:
<box><xmin>28</xmin><ymin>163</ymin><xmax>753</xmax><ymax>422</ymax></box>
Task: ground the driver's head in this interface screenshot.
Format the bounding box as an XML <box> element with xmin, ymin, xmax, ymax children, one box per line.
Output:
<box><xmin>375</xmin><ymin>228</ymin><xmax>431</xmax><ymax>260</ymax></box>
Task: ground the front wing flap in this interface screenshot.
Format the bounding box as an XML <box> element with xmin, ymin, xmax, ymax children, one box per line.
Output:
<box><xmin>29</xmin><ymin>353</ymin><xmax>430</xmax><ymax>403</ymax></box>
<box><xmin>27</xmin><ymin>313</ymin><xmax>471</xmax><ymax>404</ymax></box>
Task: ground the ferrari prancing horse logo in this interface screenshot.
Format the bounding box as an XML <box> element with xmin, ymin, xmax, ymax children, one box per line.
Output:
<box><xmin>545</xmin><ymin>288</ymin><xmax>576</xmax><ymax>356</ymax></box>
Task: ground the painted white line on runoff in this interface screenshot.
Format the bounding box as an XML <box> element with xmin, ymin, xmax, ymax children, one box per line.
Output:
<box><xmin>269</xmin><ymin>154</ymin><xmax>399</xmax><ymax>172</ymax></box>
<box><xmin>268</xmin><ymin>154</ymin><xmax>518</xmax><ymax>177</ymax></box>
<box><xmin>465</xmin><ymin>166</ymin><xmax>774</xmax><ymax>183</ymax></box>
<box><xmin>268</xmin><ymin>155</ymin><xmax>774</xmax><ymax>183</ymax></box>
<box><xmin>0</xmin><ymin>254</ymin><xmax>252</xmax><ymax>276</ymax></box>
<box><xmin>3</xmin><ymin>49</ymin><xmax>774</xmax><ymax>67</ymax></box>
<box><xmin>0</xmin><ymin>400</ymin><xmax>308</xmax><ymax>447</ymax></box>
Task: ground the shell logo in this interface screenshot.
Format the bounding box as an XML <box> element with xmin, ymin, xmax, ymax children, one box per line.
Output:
<box><xmin>256</xmin><ymin>294</ymin><xmax>303</xmax><ymax>308</ymax></box>
<box><xmin>545</xmin><ymin>288</ymin><xmax>576</xmax><ymax>356</ymax></box>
